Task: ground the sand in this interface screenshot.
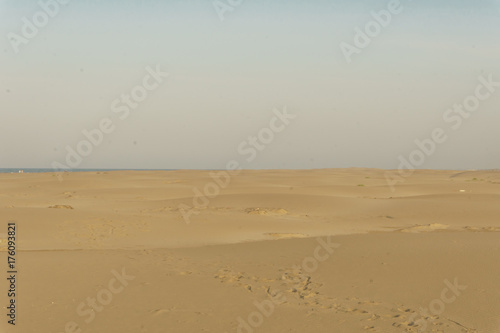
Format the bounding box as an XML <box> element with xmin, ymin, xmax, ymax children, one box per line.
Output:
<box><xmin>1</xmin><ymin>168</ymin><xmax>499</xmax><ymax>332</ymax></box>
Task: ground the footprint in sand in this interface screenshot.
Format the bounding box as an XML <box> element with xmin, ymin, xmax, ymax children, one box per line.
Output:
<box><xmin>214</xmin><ymin>268</ymin><xmax>244</xmax><ymax>284</ymax></box>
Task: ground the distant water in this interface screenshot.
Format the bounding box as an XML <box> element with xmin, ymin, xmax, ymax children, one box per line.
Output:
<box><xmin>0</xmin><ymin>168</ymin><xmax>174</xmax><ymax>174</ymax></box>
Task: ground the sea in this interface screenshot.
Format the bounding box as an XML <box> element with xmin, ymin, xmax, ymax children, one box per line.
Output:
<box><xmin>0</xmin><ymin>168</ymin><xmax>173</xmax><ymax>174</ymax></box>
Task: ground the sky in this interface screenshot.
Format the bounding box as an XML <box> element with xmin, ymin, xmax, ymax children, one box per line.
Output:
<box><xmin>1</xmin><ymin>0</ymin><xmax>499</xmax><ymax>170</ymax></box>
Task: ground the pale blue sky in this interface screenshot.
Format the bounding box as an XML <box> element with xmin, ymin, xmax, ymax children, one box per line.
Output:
<box><xmin>1</xmin><ymin>0</ymin><xmax>499</xmax><ymax>169</ymax></box>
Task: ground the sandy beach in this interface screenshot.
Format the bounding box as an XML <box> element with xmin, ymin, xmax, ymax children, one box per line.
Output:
<box><xmin>3</xmin><ymin>0</ymin><xmax>499</xmax><ymax>331</ymax></box>
<box><xmin>1</xmin><ymin>168</ymin><xmax>500</xmax><ymax>332</ymax></box>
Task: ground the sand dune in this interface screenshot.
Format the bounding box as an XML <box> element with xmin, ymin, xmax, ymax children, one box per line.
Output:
<box><xmin>1</xmin><ymin>169</ymin><xmax>499</xmax><ymax>332</ymax></box>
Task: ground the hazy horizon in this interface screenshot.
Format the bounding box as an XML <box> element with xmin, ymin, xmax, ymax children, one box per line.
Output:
<box><xmin>1</xmin><ymin>0</ymin><xmax>499</xmax><ymax>170</ymax></box>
